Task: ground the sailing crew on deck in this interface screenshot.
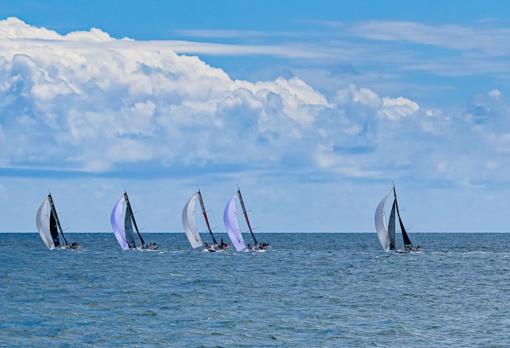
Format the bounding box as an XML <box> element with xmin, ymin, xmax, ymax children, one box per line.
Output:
<box><xmin>146</xmin><ymin>242</ymin><xmax>158</xmax><ymax>250</ymax></box>
<box><xmin>219</xmin><ymin>238</ymin><xmax>228</xmax><ymax>249</ymax></box>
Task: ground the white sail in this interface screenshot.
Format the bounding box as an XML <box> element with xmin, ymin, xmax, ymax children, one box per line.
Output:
<box><xmin>182</xmin><ymin>192</ymin><xmax>203</xmax><ymax>249</ymax></box>
<box><xmin>36</xmin><ymin>197</ymin><xmax>55</xmax><ymax>250</ymax></box>
<box><xmin>223</xmin><ymin>194</ymin><xmax>247</xmax><ymax>251</ymax></box>
<box><xmin>375</xmin><ymin>190</ymin><xmax>392</xmax><ymax>251</ymax></box>
<box><xmin>111</xmin><ymin>195</ymin><xmax>130</xmax><ymax>250</ymax></box>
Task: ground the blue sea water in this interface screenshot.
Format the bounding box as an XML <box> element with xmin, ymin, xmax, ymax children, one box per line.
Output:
<box><xmin>1</xmin><ymin>233</ymin><xmax>510</xmax><ymax>347</ymax></box>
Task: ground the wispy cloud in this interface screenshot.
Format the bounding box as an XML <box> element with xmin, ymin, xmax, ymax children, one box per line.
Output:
<box><xmin>171</xmin><ymin>19</ymin><xmax>510</xmax><ymax>78</ymax></box>
<box><xmin>128</xmin><ymin>40</ymin><xmax>326</xmax><ymax>58</ymax></box>
<box><xmin>319</xmin><ymin>19</ymin><xmax>510</xmax><ymax>76</ymax></box>
<box><xmin>175</xmin><ymin>29</ymin><xmax>303</xmax><ymax>39</ymax></box>
<box><xmin>350</xmin><ymin>20</ymin><xmax>510</xmax><ymax>56</ymax></box>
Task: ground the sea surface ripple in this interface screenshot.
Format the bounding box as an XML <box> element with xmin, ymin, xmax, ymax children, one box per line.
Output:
<box><xmin>1</xmin><ymin>233</ymin><xmax>510</xmax><ymax>347</ymax></box>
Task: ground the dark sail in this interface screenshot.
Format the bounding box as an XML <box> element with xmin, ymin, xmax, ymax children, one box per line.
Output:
<box><xmin>49</xmin><ymin>212</ymin><xmax>60</xmax><ymax>247</ymax></box>
<box><xmin>388</xmin><ymin>200</ymin><xmax>397</xmax><ymax>250</ymax></box>
<box><xmin>237</xmin><ymin>189</ymin><xmax>258</xmax><ymax>245</ymax></box>
<box><xmin>197</xmin><ymin>190</ymin><xmax>218</xmax><ymax>244</ymax></box>
<box><xmin>48</xmin><ymin>194</ymin><xmax>68</xmax><ymax>246</ymax></box>
<box><xmin>124</xmin><ymin>192</ymin><xmax>146</xmax><ymax>248</ymax></box>
<box><xmin>393</xmin><ymin>188</ymin><xmax>413</xmax><ymax>248</ymax></box>
<box><xmin>396</xmin><ymin>203</ymin><xmax>413</xmax><ymax>247</ymax></box>
<box><xmin>124</xmin><ymin>204</ymin><xmax>137</xmax><ymax>248</ymax></box>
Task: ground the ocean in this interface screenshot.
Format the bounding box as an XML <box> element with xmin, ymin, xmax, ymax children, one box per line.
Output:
<box><xmin>1</xmin><ymin>233</ymin><xmax>509</xmax><ymax>347</ymax></box>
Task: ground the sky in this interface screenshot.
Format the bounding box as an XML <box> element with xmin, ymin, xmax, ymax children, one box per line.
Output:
<box><xmin>1</xmin><ymin>1</ymin><xmax>510</xmax><ymax>232</ymax></box>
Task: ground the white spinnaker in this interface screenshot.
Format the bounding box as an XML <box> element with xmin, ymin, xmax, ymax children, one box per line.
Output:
<box><xmin>111</xmin><ymin>195</ymin><xmax>130</xmax><ymax>250</ymax></box>
<box><xmin>223</xmin><ymin>194</ymin><xmax>247</xmax><ymax>252</ymax></box>
<box><xmin>375</xmin><ymin>190</ymin><xmax>392</xmax><ymax>251</ymax></box>
<box><xmin>36</xmin><ymin>197</ymin><xmax>54</xmax><ymax>250</ymax></box>
<box><xmin>182</xmin><ymin>193</ymin><xmax>203</xmax><ymax>248</ymax></box>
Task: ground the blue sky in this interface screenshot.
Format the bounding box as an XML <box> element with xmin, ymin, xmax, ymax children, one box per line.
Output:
<box><xmin>0</xmin><ymin>1</ymin><xmax>510</xmax><ymax>232</ymax></box>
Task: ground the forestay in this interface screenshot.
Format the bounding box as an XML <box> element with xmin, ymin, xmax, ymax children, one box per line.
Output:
<box><xmin>36</xmin><ymin>197</ymin><xmax>56</xmax><ymax>250</ymax></box>
<box><xmin>223</xmin><ymin>194</ymin><xmax>247</xmax><ymax>251</ymax></box>
<box><xmin>374</xmin><ymin>191</ymin><xmax>391</xmax><ymax>251</ymax></box>
<box><xmin>182</xmin><ymin>193</ymin><xmax>203</xmax><ymax>249</ymax></box>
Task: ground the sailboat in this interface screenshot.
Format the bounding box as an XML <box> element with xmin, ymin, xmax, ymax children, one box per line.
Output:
<box><xmin>182</xmin><ymin>189</ymin><xmax>228</xmax><ymax>252</ymax></box>
<box><xmin>36</xmin><ymin>193</ymin><xmax>79</xmax><ymax>250</ymax></box>
<box><xmin>223</xmin><ymin>187</ymin><xmax>270</xmax><ymax>252</ymax></box>
<box><xmin>111</xmin><ymin>192</ymin><xmax>157</xmax><ymax>251</ymax></box>
<box><xmin>374</xmin><ymin>185</ymin><xmax>420</xmax><ymax>253</ymax></box>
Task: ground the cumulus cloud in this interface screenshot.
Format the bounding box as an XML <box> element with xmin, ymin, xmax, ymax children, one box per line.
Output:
<box><xmin>0</xmin><ymin>17</ymin><xmax>113</xmax><ymax>41</ymax></box>
<box><xmin>0</xmin><ymin>17</ymin><xmax>338</xmax><ymax>172</ymax></box>
<box><xmin>0</xmin><ymin>17</ymin><xmax>468</xmax><ymax>184</ymax></box>
<box><xmin>335</xmin><ymin>84</ymin><xmax>419</xmax><ymax>121</ymax></box>
<box><xmin>377</xmin><ymin>96</ymin><xmax>420</xmax><ymax>121</ymax></box>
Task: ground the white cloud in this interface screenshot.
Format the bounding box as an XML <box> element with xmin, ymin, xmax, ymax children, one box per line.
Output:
<box><xmin>336</xmin><ymin>84</ymin><xmax>381</xmax><ymax>108</ymax></box>
<box><xmin>488</xmin><ymin>89</ymin><xmax>502</xmax><ymax>99</ymax></box>
<box><xmin>0</xmin><ymin>18</ymin><xmax>343</xmax><ymax>172</ymax></box>
<box><xmin>377</xmin><ymin>96</ymin><xmax>420</xmax><ymax>121</ymax></box>
<box><xmin>175</xmin><ymin>28</ymin><xmax>302</xmax><ymax>39</ymax></box>
<box><xmin>351</xmin><ymin>20</ymin><xmax>510</xmax><ymax>56</ymax></box>
<box><xmin>335</xmin><ymin>84</ymin><xmax>420</xmax><ymax>121</ymax></box>
<box><xmin>8</xmin><ymin>17</ymin><xmax>500</xmax><ymax>189</ymax></box>
<box><xmin>0</xmin><ymin>17</ymin><xmax>113</xmax><ymax>42</ymax></box>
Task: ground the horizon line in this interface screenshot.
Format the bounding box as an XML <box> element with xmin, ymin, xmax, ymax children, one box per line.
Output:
<box><xmin>1</xmin><ymin>231</ymin><xmax>509</xmax><ymax>234</ymax></box>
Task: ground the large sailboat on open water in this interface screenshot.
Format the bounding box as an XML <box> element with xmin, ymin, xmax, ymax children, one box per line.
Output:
<box><xmin>36</xmin><ymin>193</ymin><xmax>79</xmax><ymax>250</ymax></box>
<box><xmin>182</xmin><ymin>189</ymin><xmax>228</xmax><ymax>252</ymax></box>
<box><xmin>111</xmin><ymin>192</ymin><xmax>157</xmax><ymax>251</ymax></box>
<box><xmin>375</xmin><ymin>185</ymin><xmax>420</xmax><ymax>253</ymax></box>
<box><xmin>223</xmin><ymin>187</ymin><xmax>270</xmax><ymax>252</ymax></box>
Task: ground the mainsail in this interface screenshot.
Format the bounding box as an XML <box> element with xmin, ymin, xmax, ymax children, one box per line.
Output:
<box><xmin>394</xmin><ymin>188</ymin><xmax>414</xmax><ymax>248</ymax></box>
<box><xmin>182</xmin><ymin>193</ymin><xmax>204</xmax><ymax>248</ymax></box>
<box><xmin>223</xmin><ymin>194</ymin><xmax>247</xmax><ymax>251</ymax></box>
<box><xmin>111</xmin><ymin>192</ymin><xmax>145</xmax><ymax>250</ymax></box>
<box><xmin>197</xmin><ymin>190</ymin><xmax>218</xmax><ymax>244</ymax></box>
<box><xmin>388</xmin><ymin>200</ymin><xmax>397</xmax><ymax>250</ymax></box>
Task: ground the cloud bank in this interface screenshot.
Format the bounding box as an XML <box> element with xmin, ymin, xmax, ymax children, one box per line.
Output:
<box><xmin>0</xmin><ymin>17</ymin><xmax>425</xmax><ymax>179</ymax></box>
<box><xmin>2</xmin><ymin>17</ymin><xmax>509</xmax><ymax>189</ymax></box>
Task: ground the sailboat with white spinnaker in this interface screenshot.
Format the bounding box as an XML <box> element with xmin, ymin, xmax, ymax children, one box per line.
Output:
<box><xmin>374</xmin><ymin>185</ymin><xmax>420</xmax><ymax>253</ymax></box>
<box><xmin>36</xmin><ymin>193</ymin><xmax>79</xmax><ymax>250</ymax></box>
<box><xmin>182</xmin><ymin>189</ymin><xmax>229</xmax><ymax>252</ymax></box>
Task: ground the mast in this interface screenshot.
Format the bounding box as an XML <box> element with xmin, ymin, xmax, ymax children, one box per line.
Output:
<box><xmin>237</xmin><ymin>188</ymin><xmax>258</xmax><ymax>245</ymax></box>
<box><xmin>393</xmin><ymin>186</ymin><xmax>413</xmax><ymax>247</ymax></box>
<box><xmin>197</xmin><ymin>189</ymin><xmax>218</xmax><ymax>244</ymax></box>
<box><xmin>48</xmin><ymin>194</ymin><xmax>69</xmax><ymax>246</ymax></box>
<box><xmin>124</xmin><ymin>192</ymin><xmax>146</xmax><ymax>247</ymax></box>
